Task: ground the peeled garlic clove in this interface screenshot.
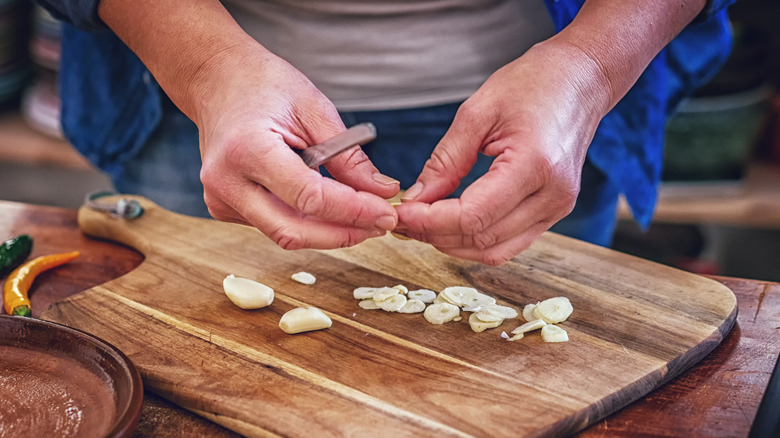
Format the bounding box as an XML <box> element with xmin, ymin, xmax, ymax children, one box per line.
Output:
<box><xmin>533</xmin><ymin>297</ymin><xmax>573</xmax><ymax>324</ymax></box>
<box><xmin>372</xmin><ymin>287</ymin><xmax>401</xmax><ymax>302</ymax></box>
<box><xmin>540</xmin><ymin>324</ymin><xmax>569</xmax><ymax>343</ymax></box>
<box><xmin>423</xmin><ymin>303</ymin><xmax>460</xmax><ymax>324</ymax></box>
<box><xmin>377</xmin><ymin>294</ymin><xmax>407</xmax><ymax>312</ymax></box>
<box><xmin>522</xmin><ymin>302</ymin><xmax>539</xmax><ymax>322</ymax></box>
<box><xmin>223</xmin><ymin>274</ymin><xmax>274</xmax><ymax>309</ymax></box>
<box><xmin>279</xmin><ymin>307</ymin><xmax>332</xmax><ymax>334</ymax></box>
<box><xmin>510</xmin><ymin>319</ymin><xmax>547</xmax><ymax>335</ymax></box>
<box><xmin>507</xmin><ymin>333</ymin><xmax>525</xmax><ymax>342</ymax></box>
<box><xmin>358</xmin><ymin>299</ymin><xmax>380</xmax><ymax>310</ymax></box>
<box><xmin>291</xmin><ymin>271</ymin><xmax>316</xmax><ymax>285</ymax></box>
<box><xmin>353</xmin><ymin>287</ymin><xmax>378</xmax><ymax>300</ymax></box>
<box><xmin>398</xmin><ymin>298</ymin><xmax>426</xmax><ymax>314</ymax></box>
<box><xmin>407</xmin><ymin>289</ymin><xmax>437</xmax><ymax>303</ymax></box>
<box><xmin>468</xmin><ymin>312</ymin><xmax>503</xmax><ymax>333</ymax></box>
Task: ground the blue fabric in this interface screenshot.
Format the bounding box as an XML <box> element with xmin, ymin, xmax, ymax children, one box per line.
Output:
<box><xmin>34</xmin><ymin>0</ymin><xmax>105</xmax><ymax>32</ymax></box>
<box><xmin>38</xmin><ymin>0</ymin><xmax>736</xmax><ymax>244</ymax></box>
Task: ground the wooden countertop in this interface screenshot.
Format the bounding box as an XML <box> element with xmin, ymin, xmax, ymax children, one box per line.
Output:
<box><xmin>619</xmin><ymin>162</ymin><xmax>780</xmax><ymax>228</ymax></box>
<box><xmin>1</xmin><ymin>200</ymin><xmax>778</xmax><ymax>437</ymax></box>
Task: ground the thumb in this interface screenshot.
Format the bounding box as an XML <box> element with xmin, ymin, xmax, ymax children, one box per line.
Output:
<box><xmin>402</xmin><ymin>107</ymin><xmax>489</xmax><ymax>203</ymax></box>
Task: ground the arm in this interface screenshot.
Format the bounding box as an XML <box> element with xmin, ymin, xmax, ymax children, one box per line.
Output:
<box><xmin>395</xmin><ymin>0</ymin><xmax>708</xmax><ymax>265</ymax></box>
<box><xmin>95</xmin><ymin>0</ymin><xmax>400</xmax><ymax>249</ymax></box>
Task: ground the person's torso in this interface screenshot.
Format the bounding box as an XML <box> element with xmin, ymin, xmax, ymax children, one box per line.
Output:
<box><xmin>221</xmin><ymin>0</ymin><xmax>555</xmax><ymax>110</ymax></box>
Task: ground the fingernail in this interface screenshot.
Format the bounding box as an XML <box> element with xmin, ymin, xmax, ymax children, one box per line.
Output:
<box><xmin>402</xmin><ymin>182</ymin><xmax>424</xmax><ymax>201</ymax></box>
<box><xmin>372</xmin><ymin>172</ymin><xmax>400</xmax><ymax>187</ymax></box>
<box><xmin>377</xmin><ymin>214</ymin><xmax>397</xmax><ymax>231</ymax></box>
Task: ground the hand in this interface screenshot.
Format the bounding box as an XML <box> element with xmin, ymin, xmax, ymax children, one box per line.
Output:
<box><xmin>195</xmin><ymin>47</ymin><xmax>400</xmax><ymax>249</ymax></box>
<box><xmin>394</xmin><ymin>40</ymin><xmax>611</xmax><ymax>265</ymax></box>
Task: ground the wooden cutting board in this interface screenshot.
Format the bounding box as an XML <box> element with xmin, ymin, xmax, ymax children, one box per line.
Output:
<box><xmin>42</xmin><ymin>197</ymin><xmax>737</xmax><ymax>437</ymax></box>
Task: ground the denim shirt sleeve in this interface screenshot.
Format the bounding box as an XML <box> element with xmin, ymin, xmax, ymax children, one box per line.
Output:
<box><xmin>542</xmin><ymin>0</ymin><xmax>737</xmax><ymax>227</ymax></box>
<box><xmin>59</xmin><ymin>24</ymin><xmax>162</xmax><ymax>179</ymax></box>
<box><xmin>32</xmin><ymin>0</ymin><xmax>107</xmax><ymax>32</ymax></box>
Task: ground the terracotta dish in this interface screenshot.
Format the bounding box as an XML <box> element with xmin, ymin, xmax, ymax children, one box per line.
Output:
<box><xmin>0</xmin><ymin>315</ymin><xmax>143</xmax><ymax>437</ymax></box>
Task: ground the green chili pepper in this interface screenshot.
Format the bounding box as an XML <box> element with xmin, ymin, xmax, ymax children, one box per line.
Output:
<box><xmin>0</xmin><ymin>234</ymin><xmax>33</xmax><ymax>277</ymax></box>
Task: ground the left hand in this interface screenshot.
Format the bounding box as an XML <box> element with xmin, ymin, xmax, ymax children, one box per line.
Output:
<box><xmin>394</xmin><ymin>39</ymin><xmax>611</xmax><ymax>265</ymax></box>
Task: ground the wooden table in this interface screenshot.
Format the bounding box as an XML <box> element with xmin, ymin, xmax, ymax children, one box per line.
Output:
<box><xmin>618</xmin><ymin>163</ymin><xmax>780</xmax><ymax>228</ymax></box>
<box><xmin>2</xmin><ymin>200</ymin><xmax>778</xmax><ymax>437</ymax></box>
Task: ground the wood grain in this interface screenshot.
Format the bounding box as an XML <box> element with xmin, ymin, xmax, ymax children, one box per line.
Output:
<box><xmin>41</xmin><ymin>197</ymin><xmax>738</xmax><ymax>437</ymax></box>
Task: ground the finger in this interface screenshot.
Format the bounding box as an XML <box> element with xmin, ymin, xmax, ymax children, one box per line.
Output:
<box><xmin>397</xmin><ymin>186</ymin><xmax>575</xmax><ymax>250</ymax></box>
<box><xmin>401</xmin><ymin>103</ymin><xmax>491</xmax><ymax>203</ymax></box>
<box><xmin>395</xmin><ymin>147</ymin><xmax>551</xmax><ymax>236</ymax></box>
<box><xmin>210</xmin><ymin>178</ymin><xmax>387</xmax><ymax>250</ymax></box>
<box><xmin>234</xmin><ymin>141</ymin><xmax>398</xmax><ymax>231</ymax></box>
<box><xmin>324</xmin><ymin>145</ymin><xmax>401</xmax><ymax>199</ymax></box>
<box><xmin>435</xmin><ymin>220</ymin><xmax>552</xmax><ymax>266</ymax></box>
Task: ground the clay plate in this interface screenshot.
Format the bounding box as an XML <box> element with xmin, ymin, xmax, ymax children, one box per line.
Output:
<box><xmin>0</xmin><ymin>315</ymin><xmax>143</xmax><ymax>437</ymax></box>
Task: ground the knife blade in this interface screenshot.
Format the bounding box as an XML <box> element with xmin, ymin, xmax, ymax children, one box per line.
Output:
<box><xmin>300</xmin><ymin>123</ymin><xmax>377</xmax><ymax>168</ymax></box>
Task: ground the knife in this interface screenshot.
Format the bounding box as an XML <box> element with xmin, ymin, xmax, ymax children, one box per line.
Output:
<box><xmin>300</xmin><ymin>123</ymin><xmax>377</xmax><ymax>168</ymax></box>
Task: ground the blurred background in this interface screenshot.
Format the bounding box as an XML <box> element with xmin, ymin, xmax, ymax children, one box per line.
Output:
<box><xmin>0</xmin><ymin>0</ymin><xmax>778</xmax><ymax>281</ymax></box>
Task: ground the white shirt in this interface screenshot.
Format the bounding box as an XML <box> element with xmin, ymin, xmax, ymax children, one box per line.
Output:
<box><xmin>222</xmin><ymin>0</ymin><xmax>555</xmax><ymax>110</ymax></box>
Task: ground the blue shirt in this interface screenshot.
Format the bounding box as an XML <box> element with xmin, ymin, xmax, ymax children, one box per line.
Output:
<box><xmin>38</xmin><ymin>0</ymin><xmax>735</xmax><ymax>227</ymax></box>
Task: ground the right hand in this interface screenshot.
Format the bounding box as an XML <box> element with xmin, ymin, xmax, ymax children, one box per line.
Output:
<box><xmin>193</xmin><ymin>46</ymin><xmax>400</xmax><ymax>250</ymax></box>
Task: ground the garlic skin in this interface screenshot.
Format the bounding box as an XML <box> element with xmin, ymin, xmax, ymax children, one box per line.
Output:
<box><xmin>223</xmin><ymin>274</ymin><xmax>275</xmax><ymax>309</ymax></box>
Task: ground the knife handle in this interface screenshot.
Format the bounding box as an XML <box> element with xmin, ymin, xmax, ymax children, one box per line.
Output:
<box><xmin>300</xmin><ymin>123</ymin><xmax>377</xmax><ymax>168</ymax></box>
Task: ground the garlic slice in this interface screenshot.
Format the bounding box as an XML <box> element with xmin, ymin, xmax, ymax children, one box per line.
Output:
<box><xmin>353</xmin><ymin>287</ymin><xmax>378</xmax><ymax>300</ymax></box>
<box><xmin>423</xmin><ymin>303</ymin><xmax>460</xmax><ymax>324</ymax></box>
<box><xmin>533</xmin><ymin>297</ymin><xmax>573</xmax><ymax>324</ymax></box>
<box><xmin>407</xmin><ymin>289</ymin><xmax>437</xmax><ymax>303</ymax></box>
<box><xmin>510</xmin><ymin>319</ymin><xmax>547</xmax><ymax>335</ymax></box>
<box><xmin>522</xmin><ymin>302</ymin><xmax>539</xmax><ymax>322</ymax></box>
<box><xmin>372</xmin><ymin>287</ymin><xmax>401</xmax><ymax>302</ymax></box>
<box><xmin>468</xmin><ymin>312</ymin><xmax>503</xmax><ymax>332</ymax></box>
<box><xmin>540</xmin><ymin>324</ymin><xmax>569</xmax><ymax>343</ymax></box>
<box><xmin>358</xmin><ymin>299</ymin><xmax>380</xmax><ymax>310</ymax></box>
<box><xmin>223</xmin><ymin>274</ymin><xmax>274</xmax><ymax>309</ymax></box>
<box><xmin>291</xmin><ymin>271</ymin><xmax>316</xmax><ymax>285</ymax></box>
<box><xmin>398</xmin><ymin>298</ymin><xmax>426</xmax><ymax>314</ymax></box>
<box><xmin>377</xmin><ymin>294</ymin><xmax>407</xmax><ymax>312</ymax></box>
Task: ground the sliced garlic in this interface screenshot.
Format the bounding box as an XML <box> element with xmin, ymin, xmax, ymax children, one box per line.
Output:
<box><xmin>540</xmin><ymin>324</ymin><xmax>569</xmax><ymax>343</ymax></box>
<box><xmin>391</xmin><ymin>284</ymin><xmax>409</xmax><ymax>294</ymax></box>
<box><xmin>507</xmin><ymin>333</ymin><xmax>525</xmax><ymax>342</ymax></box>
<box><xmin>223</xmin><ymin>274</ymin><xmax>274</xmax><ymax>309</ymax></box>
<box><xmin>423</xmin><ymin>303</ymin><xmax>460</xmax><ymax>324</ymax></box>
<box><xmin>461</xmin><ymin>292</ymin><xmax>497</xmax><ymax>312</ymax></box>
<box><xmin>398</xmin><ymin>298</ymin><xmax>426</xmax><ymax>314</ymax></box>
<box><xmin>510</xmin><ymin>319</ymin><xmax>547</xmax><ymax>335</ymax></box>
<box><xmin>358</xmin><ymin>299</ymin><xmax>380</xmax><ymax>310</ymax></box>
<box><xmin>439</xmin><ymin>286</ymin><xmax>478</xmax><ymax>307</ymax></box>
<box><xmin>279</xmin><ymin>307</ymin><xmax>332</xmax><ymax>334</ymax></box>
<box><xmin>372</xmin><ymin>287</ymin><xmax>401</xmax><ymax>302</ymax></box>
<box><xmin>522</xmin><ymin>302</ymin><xmax>539</xmax><ymax>322</ymax></box>
<box><xmin>291</xmin><ymin>271</ymin><xmax>316</xmax><ymax>285</ymax></box>
<box><xmin>377</xmin><ymin>294</ymin><xmax>407</xmax><ymax>312</ymax></box>
<box><xmin>533</xmin><ymin>297</ymin><xmax>573</xmax><ymax>324</ymax></box>
<box><xmin>474</xmin><ymin>309</ymin><xmax>504</xmax><ymax>323</ymax></box>
<box><xmin>353</xmin><ymin>287</ymin><xmax>379</xmax><ymax>300</ymax></box>
<box><xmin>407</xmin><ymin>289</ymin><xmax>437</xmax><ymax>303</ymax></box>
<box><xmin>479</xmin><ymin>304</ymin><xmax>518</xmax><ymax>320</ymax></box>
<box><xmin>468</xmin><ymin>312</ymin><xmax>503</xmax><ymax>332</ymax></box>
